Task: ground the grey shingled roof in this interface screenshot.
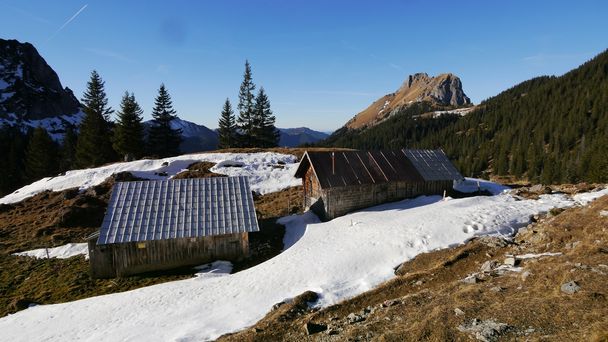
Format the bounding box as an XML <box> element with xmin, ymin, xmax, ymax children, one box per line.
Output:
<box><xmin>97</xmin><ymin>176</ymin><xmax>259</xmax><ymax>245</ymax></box>
<box><xmin>403</xmin><ymin>149</ymin><xmax>463</xmax><ymax>181</ymax></box>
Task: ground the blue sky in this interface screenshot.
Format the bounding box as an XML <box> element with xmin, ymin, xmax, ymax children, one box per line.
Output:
<box><xmin>1</xmin><ymin>0</ymin><xmax>607</xmax><ymax>131</ymax></box>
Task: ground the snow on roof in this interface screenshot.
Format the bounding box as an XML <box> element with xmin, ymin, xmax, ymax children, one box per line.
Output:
<box><xmin>98</xmin><ymin>176</ymin><xmax>259</xmax><ymax>244</ymax></box>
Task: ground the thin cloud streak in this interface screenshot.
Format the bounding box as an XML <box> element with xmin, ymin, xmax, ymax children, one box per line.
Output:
<box><xmin>47</xmin><ymin>4</ymin><xmax>88</xmax><ymax>42</ymax></box>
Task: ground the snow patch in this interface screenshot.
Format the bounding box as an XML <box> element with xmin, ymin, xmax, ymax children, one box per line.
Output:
<box><xmin>454</xmin><ymin>177</ymin><xmax>510</xmax><ymax>195</ymax></box>
<box><xmin>0</xmin><ymin>152</ymin><xmax>300</xmax><ymax>204</ymax></box>
<box><xmin>13</xmin><ymin>243</ymin><xmax>89</xmax><ymax>260</ymax></box>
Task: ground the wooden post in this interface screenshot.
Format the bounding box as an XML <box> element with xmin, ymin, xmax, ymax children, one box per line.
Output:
<box><xmin>443</xmin><ymin>189</ymin><xmax>446</xmax><ymax>200</ymax></box>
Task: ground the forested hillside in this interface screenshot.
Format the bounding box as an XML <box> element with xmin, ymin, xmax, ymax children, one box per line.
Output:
<box><xmin>323</xmin><ymin>49</ymin><xmax>608</xmax><ymax>184</ymax></box>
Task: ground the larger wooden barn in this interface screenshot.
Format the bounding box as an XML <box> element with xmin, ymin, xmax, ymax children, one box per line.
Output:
<box><xmin>294</xmin><ymin>149</ymin><xmax>463</xmax><ymax>220</ymax></box>
<box><xmin>88</xmin><ymin>176</ymin><xmax>259</xmax><ymax>278</ymax></box>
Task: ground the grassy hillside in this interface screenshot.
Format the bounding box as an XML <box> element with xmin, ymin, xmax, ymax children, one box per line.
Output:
<box><xmin>323</xmin><ymin>49</ymin><xmax>608</xmax><ymax>184</ymax></box>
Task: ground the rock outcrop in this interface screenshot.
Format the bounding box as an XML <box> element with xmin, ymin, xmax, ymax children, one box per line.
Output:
<box><xmin>0</xmin><ymin>39</ymin><xmax>80</xmax><ymax>121</ymax></box>
<box><xmin>345</xmin><ymin>72</ymin><xmax>471</xmax><ymax>129</ymax></box>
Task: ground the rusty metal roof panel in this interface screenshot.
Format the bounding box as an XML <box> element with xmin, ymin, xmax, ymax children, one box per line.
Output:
<box><xmin>403</xmin><ymin>149</ymin><xmax>463</xmax><ymax>181</ymax></box>
<box><xmin>301</xmin><ymin>150</ymin><xmax>425</xmax><ymax>188</ymax></box>
<box><xmin>97</xmin><ymin>176</ymin><xmax>259</xmax><ymax>245</ymax></box>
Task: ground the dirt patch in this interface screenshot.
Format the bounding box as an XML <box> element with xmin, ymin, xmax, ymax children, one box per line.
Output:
<box><xmin>0</xmin><ymin>172</ymin><xmax>142</xmax><ymax>254</ymax></box>
<box><xmin>0</xmin><ymin>254</ymin><xmax>192</xmax><ymax>317</ymax></box>
<box><xmin>172</xmin><ymin>161</ymin><xmax>223</xmax><ymax>179</ymax></box>
<box><xmin>218</xmin><ymin>195</ymin><xmax>608</xmax><ymax>341</ymax></box>
<box><xmin>254</xmin><ymin>186</ymin><xmax>303</xmax><ymax>220</ymax></box>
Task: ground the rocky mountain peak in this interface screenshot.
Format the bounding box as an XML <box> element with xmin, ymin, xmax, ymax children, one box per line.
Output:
<box><xmin>0</xmin><ymin>38</ymin><xmax>80</xmax><ymax>122</ymax></box>
<box><xmin>345</xmin><ymin>72</ymin><xmax>471</xmax><ymax>129</ymax></box>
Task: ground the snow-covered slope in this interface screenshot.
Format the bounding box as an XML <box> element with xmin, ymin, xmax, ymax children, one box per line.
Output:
<box><xmin>0</xmin><ymin>152</ymin><xmax>300</xmax><ymax>204</ymax></box>
<box><xmin>1</xmin><ymin>188</ymin><xmax>606</xmax><ymax>341</ymax></box>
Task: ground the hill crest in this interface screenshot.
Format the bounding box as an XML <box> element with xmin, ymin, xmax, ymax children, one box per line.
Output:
<box><xmin>346</xmin><ymin>72</ymin><xmax>471</xmax><ymax>129</ymax></box>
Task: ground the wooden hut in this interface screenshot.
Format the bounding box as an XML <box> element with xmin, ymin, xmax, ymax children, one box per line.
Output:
<box><xmin>88</xmin><ymin>176</ymin><xmax>259</xmax><ymax>278</ymax></box>
<box><xmin>294</xmin><ymin>149</ymin><xmax>463</xmax><ymax>221</ymax></box>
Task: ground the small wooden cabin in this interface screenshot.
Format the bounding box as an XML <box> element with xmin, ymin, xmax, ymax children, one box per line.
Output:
<box><xmin>88</xmin><ymin>176</ymin><xmax>259</xmax><ymax>278</ymax></box>
<box><xmin>294</xmin><ymin>149</ymin><xmax>463</xmax><ymax>221</ymax></box>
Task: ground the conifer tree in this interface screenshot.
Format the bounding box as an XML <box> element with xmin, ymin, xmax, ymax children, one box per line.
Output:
<box><xmin>75</xmin><ymin>70</ymin><xmax>116</xmax><ymax>167</ymax></box>
<box><xmin>59</xmin><ymin>125</ymin><xmax>77</xmax><ymax>171</ymax></box>
<box><xmin>25</xmin><ymin>127</ymin><xmax>58</xmax><ymax>181</ymax></box>
<box><xmin>147</xmin><ymin>84</ymin><xmax>182</xmax><ymax>157</ymax></box>
<box><xmin>252</xmin><ymin>87</ymin><xmax>280</xmax><ymax>147</ymax></box>
<box><xmin>236</xmin><ymin>60</ymin><xmax>256</xmax><ymax>147</ymax></box>
<box><xmin>113</xmin><ymin>91</ymin><xmax>144</xmax><ymax>160</ymax></box>
<box><xmin>218</xmin><ymin>98</ymin><xmax>237</xmax><ymax>149</ymax></box>
<box><xmin>0</xmin><ymin>125</ymin><xmax>28</xmax><ymax>196</ymax></box>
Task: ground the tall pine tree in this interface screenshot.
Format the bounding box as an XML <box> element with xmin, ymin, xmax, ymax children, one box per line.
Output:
<box><xmin>218</xmin><ymin>98</ymin><xmax>237</xmax><ymax>149</ymax></box>
<box><xmin>59</xmin><ymin>125</ymin><xmax>77</xmax><ymax>171</ymax></box>
<box><xmin>113</xmin><ymin>91</ymin><xmax>145</xmax><ymax>160</ymax></box>
<box><xmin>25</xmin><ymin>127</ymin><xmax>58</xmax><ymax>182</ymax></box>
<box><xmin>252</xmin><ymin>87</ymin><xmax>279</xmax><ymax>147</ymax></box>
<box><xmin>0</xmin><ymin>124</ymin><xmax>28</xmax><ymax>196</ymax></box>
<box><xmin>147</xmin><ymin>84</ymin><xmax>182</xmax><ymax>157</ymax></box>
<box><xmin>236</xmin><ymin>60</ymin><xmax>256</xmax><ymax>147</ymax></box>
<box><xmin>75</xmin><ymin>70</ymin><xmax>116</xmax><ymax>168</ymax></box>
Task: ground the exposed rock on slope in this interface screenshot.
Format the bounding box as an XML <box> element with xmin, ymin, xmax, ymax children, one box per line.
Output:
<box><xmin>346</xmin><ymin>72</ymin><xmax>471</xmax><ymax>129</ymax></box>
<box><xmin>0</xmin><ymin>39</ymin><xmax>80</xmax><ymax>120</ymax></box>
<box><xmin>0</xmin><ymin>39</ymin><xmax>82</xmax><ymax>138</ymax></box>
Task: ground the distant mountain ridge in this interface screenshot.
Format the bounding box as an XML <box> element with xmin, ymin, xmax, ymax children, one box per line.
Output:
<box><xmin>345</xmin><ymin>72</ymin><xmax>471</xmax><ymax>129</ymax></box>
<box><xmin>143</xmin><ymin>117</ymin><xmax>219</xmax><ymax>153</ymax></box>
<box><xmin>278</xmin><ymin>127</ymin><xmax>328</xmax><ymax>147</ymax></box>
<box><xmin>0</xmin><ymin>39</ymin><xmax>82</xmax><ymax>138</ymax></box>
<box><xmin>141</xmin><ymin>119</ymin><xmax>329</xmax><ymax>152</ymax></box>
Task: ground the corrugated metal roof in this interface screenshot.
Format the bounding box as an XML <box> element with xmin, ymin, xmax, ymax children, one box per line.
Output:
<box><xmin>295</xmin><ymin>150</ymin><xmax>424</xmax><ymax>189</ymax></box>
<box><xmin>97</xmin><ymin>177</ymin><xmax>259</xmax><ymax>245</ymax></box>
<box><xmin>403</xmin><ymin>149</ymin><xmax>463</xmax><ymax>181</ymax></box>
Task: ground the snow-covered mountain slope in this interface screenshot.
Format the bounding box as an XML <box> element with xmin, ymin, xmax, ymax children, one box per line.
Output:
<box><xmin>0</xmin><ymin>152</ymin><xmax>300</xmax><ymax>204</ymax></box>
<box><xmin>0</xmin><ymin>39</ymin><xmax>82</xmax><ymax>138</ymax></box>
<box><xmin>278</xmin><ymin>127</ymin><xmax>329</xmax><ymax>147</ymax></box>
<box><xmin>1</xmin><ymin>188</ymin><xmax>606</xmax><ymax>341</ymax></box>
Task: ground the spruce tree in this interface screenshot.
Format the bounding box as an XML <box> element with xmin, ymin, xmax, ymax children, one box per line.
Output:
<box><xmin>147</xmin><ymin>84</ymin><xmax>182</xmax><ymax>157</ymax></box>
<box><xmin>59</xmin><ymin>125</ymin><xmax>77</xmax><ymax>171</ymax></box>
<box><xmin>25</xmin><ymin>127</ymin><xmax>58</xmax><ymax>181</ymax></box>
<box><xmin>75</xmin><ymin>70</ymin><xmax>116</xmax><ymax>168</ymax></box>
<box><xmin>113</xmin><ymin>91</ymin><xmax>145</xmax><ymax>160</ymax></box>
<box><xmin>236</xmin><ymin>60</ymin><xmax>256</xmax><ymax>147</ymax></box>
<box><xmin>252</xmin><ymin>87</ymin><xmax>280</xmax><ymax>147</ymax></box>
<box><xmin>0</xmin><ymin>125</ymin><xmax>28</xmax><ymax>196</ymax></box>
<box><xmin>218</xmin><ymin>98</ymin><xmax>237</xmax><ymax>149</ymax></box>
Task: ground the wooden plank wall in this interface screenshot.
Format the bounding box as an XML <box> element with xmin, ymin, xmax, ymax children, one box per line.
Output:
<box><xmin>322</xmin><ymin>180</ymin><xmax>454</xmax><ymax>220</ymax></box>
<box><xmin>89</xmin><ymin>232</ymin><xmax>249</xmax><ymax>278</ymax></box>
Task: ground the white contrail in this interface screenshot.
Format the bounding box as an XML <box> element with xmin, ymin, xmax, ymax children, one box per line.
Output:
<box><xmin>47</xmin><ymin>4</ymin><xmax>88</xmax><ymax>42</ymax></box>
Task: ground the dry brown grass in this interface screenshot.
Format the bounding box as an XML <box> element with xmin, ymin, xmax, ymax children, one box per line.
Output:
<box><xmin>219</xmin><ymin>195</ymin><xmax>608</xmax><ymax>341</ymax></box>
